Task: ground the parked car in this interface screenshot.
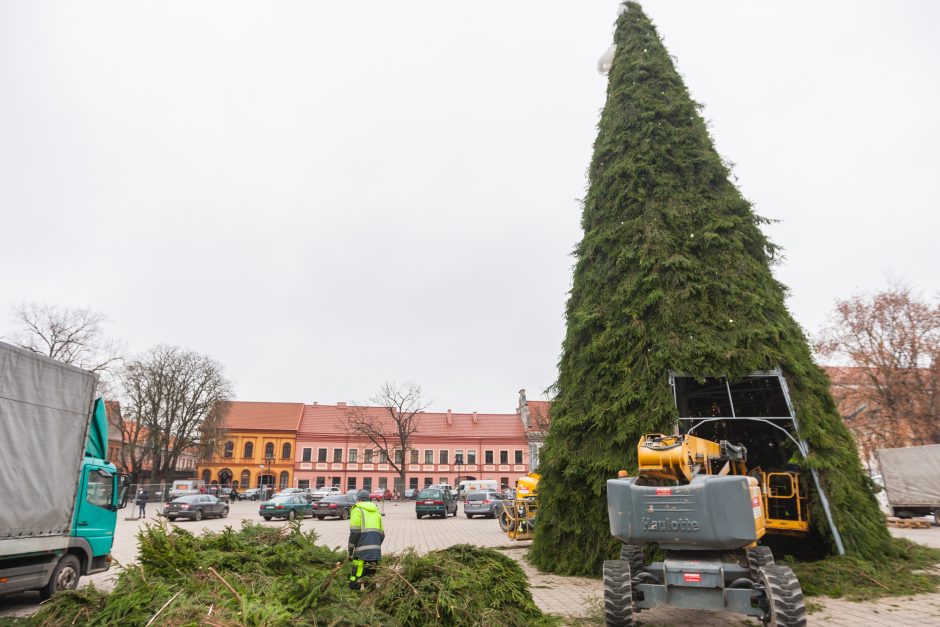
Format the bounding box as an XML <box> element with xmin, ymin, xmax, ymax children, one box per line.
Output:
<box><xmin>207</xmin><ymin>486</ymin><xmax>231</xmax><ymax>503</ymax></box>
<box><xmin>463</xmin><ymin>490</ymin><xmax>503</xmax><ymax>519</ymax></box>
<box><xmin>259</xmin><ymin>495</ymin><xmax>313</xmax><ymax>521</ymax></box>
<box><xmin>404</xmin><ymin>488</ymin><xmax>419</xmax><ymax>500</ymax></box>
<box><xmin>274</xmin><ymin>488</ymin><xmax>307</xmax><ymax>499</ymax></box>
<box><xmin>164</xmin><ymin>495</ymin><xmax>228</xmax><ymax>522</ymax></box>
<box><xmin>312</xmin><ymin>494</ymin><xmax>357</xmax><ymax>519</ymax></box>
<box><xmin>241</xmin><ymin>488</ymin><xmax>261</xmax><ymax>501</ymax></box>
<box><xmin>369</xmin><ymin>488</ymin><xmax>394</xmax><ymax>501</ymax></box>
<box><xmin>415</xmin><ymin>488</ymin><xmax>458</xmax><ymax>519</ymax></box>
<box><xmin>310</xmin><ymin>486</ymin><xmax>341</xmax><ymax>502</ymax></box>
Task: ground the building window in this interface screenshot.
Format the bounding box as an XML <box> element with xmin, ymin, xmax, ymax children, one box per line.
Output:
<box><xmin>316</xmin><ymin>476</ymin><xmax>325</xmax><ymax>488</ymax></box>
<box><xmin>378</xmin><ymin>477</ymin><xmax>388</xmax><ymax>489</ymax></box>
<box><xmin>394</xmin><ymin>449</ymin><xmax>403</xmax><ymax>464</ymax></box>
<box><xmin>349</xmin><ymin>449</ymin><xmax>358</xmax><ymax>463</ymax></box>
<box><xmin>439</xmin><ymin>450</ymin><xmax>449</xmax><ymax>464</ymax></box>
<box><xmin>439</xmin><ymin>477</ymin><xmax>447</xmax><ymax>485</ymax></box>
<box><xmin>379</xmin><ymin>450</ymin><xmax>388</xmax><ymax>463</ymax></box>
<box><xmin>302</xmin><ymin>448</ymin><xmax>312</xmax><ymax>462</ymax></box>
<box><xmin>348</xmin><ymin>477</ymin><xmax>357</xmax><ymax>491</ymax></box>
<box><xmin>282</xmin><ymin>443</ymin><xmax>292</xmax><ymax>459</ymax></box>
<box><xmin>332</xmin><ymin>476</ymin><xmax>341</xmax><ymax>487</ymax></box>
<box><xmin>454</xmin><ymin>450</ymin><xmax>464</xmax><ymax>465</ymax></box>
<box><xmin>409</xmin><ymin>477</ymin><xmax>418</xmax><ymax>490</ymax></box>
<box><xmin>365</xmin><ymin>449</ymin><xmax>374</xmax><ymax>463</ymax></box>
<box><xmin>240</xmin><ymin>470</ymin><xmax>250</xmax><ymax>487</ymax></box>
<box><xmin>363</xmin><ymin>477</ymin><xmax>373</xmax><ymax>490</ymax></box>
<box><xmin>424</xmin><ymin>477</ymin><xmax>433</xmax><ymax>487</ymax></box>
<box><xmin>501</xmin><ymin>477</ymin><xmax>509</xmax><ymax>489</ymax></box>
<box><xmin>424</xmin><ymin>449</ymin><xmax>433</xmax><ymax>464</ymax></box>
<box><xmin>485</xmin><ymin>450</ymin><xmax>493</xmax><ymax>464</ymax></box>
<box><xmin>244</xmin><ymin>442</ymin><xmax>254</xmax><ymax>458</ymax></box>
<box><xmin>264</xmin><ymin>442</ymin><xmax>275</xmax><ymax>459</ymax></box>
<box><xmin>317</xmin><ymin>448</ymin><xmax>327</xmax><ymax>462</ymax></box>
<box><xmin>515</xmin><ymin>450</ymin><xmax>523</xmax><ymax>464</ymax></box>
<box><xmin>410</xmin><ymin>449</ymin><xmax>419</xmax><ymax>464</ymax></box>
<box><xmin>201</xmin><ymin>469</ymin><xmax>211</xmax><ymax>483</ymax></box>
<box><xmin>278</xmin><ymin>471</ymin><xmax>289</xmax><ymax>490</ymax></box>
<box><xmin>223</xmin><ymin>441</ymin><xmax>234</xmax><ymax>458</ymax></box>
<box><xmin>500</xmin><ymin>450</ymin><xmax>508</xmax><ymax>464</ymax></box>
<box><xmin>467</xmin><ymin>450</ymin><xmax>476</xmax><ymax>464</ymax></box>
<box><xmin>333</xmin><ymin>448</ymin><xmax>343</xmax><ymax>463</ymax></box>
<box><xmin>298</xmin><ymin>479</ymin><xmax>310</xmax><ymax>489</ymax></box>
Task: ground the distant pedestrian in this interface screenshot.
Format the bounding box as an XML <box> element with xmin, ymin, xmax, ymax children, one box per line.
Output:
<box><xmin>136</xmin><ymin>489</ymin><xmax>149</xmax><ymax>518</ymax></box>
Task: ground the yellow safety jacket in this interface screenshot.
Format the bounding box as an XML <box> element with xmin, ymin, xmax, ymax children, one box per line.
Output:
<box><xmin>348</xmin><ymin>501</ymin><xmax>384</xmax><ymax>561</ymax></box>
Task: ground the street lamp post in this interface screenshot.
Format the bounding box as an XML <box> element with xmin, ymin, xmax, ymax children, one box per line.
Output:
<box><xmin>455</xmin><ymin>453</ymin><xmax>464</xmax><ymax>495</ymax></box>
<box><xmin>259</xmin><ymin>453</ymin><xmax>275</xmax><ymax>499</ymax></box>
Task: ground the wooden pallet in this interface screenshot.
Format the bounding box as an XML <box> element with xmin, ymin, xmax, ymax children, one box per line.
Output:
<box><xmin>887</xmin><ymin>517</ymin><xmax>933</xmax><ymax>529</ymax></box>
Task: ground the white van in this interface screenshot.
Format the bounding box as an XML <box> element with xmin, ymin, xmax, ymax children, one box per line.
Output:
<box><xmin>458</xmin><ymin>479</ymin><xmax>498</xmax><ymax>496</ymax></box>
<box><xmin>169</xmin><ymin>480</ymin><xmax>206</xmax><ymax>500</ymax></box>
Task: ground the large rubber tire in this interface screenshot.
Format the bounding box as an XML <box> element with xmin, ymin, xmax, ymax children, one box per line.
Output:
<box><xmin>416</xmin><ymin>513</ymin><xmax>423</xmax><ymax>519</ymax></box>
<box><xmin>758</xmin><ymin>565</ymin><xmax>807</xmax><ymax>627</ymax></box>
<box><xmin>498</xmin><ymin>510</ymin><xmax>514</xmax><ymax>532</ymax></box>
<box><xmin>603</xmin><ymin>559</ymin><xmax>634</xmax><ymax>627</ymax></box>
<box><xmin>466</xmin><ymin>514</ymin><xmax>473</xmax><ymax>518</ymax></box>
<box><xmin>287</xmin><ymin>510</ymin><xmax>296</xmax><ymax>521</ymax></box>
<box><xmin>39</xmin><ymin>554</ymin><xmax>81</xmax><ymax>601</ymax></box>
<box><xmin>167</xmin><ymin>516</ymin><xmax>177</xmax><ymax>522</ymax></box>
<box><xmin>619</xmin><ymin>544</ymin><xmax>644</xmax><ymax>575</ymax></box>
<box><xmin>220</xmin><ymin>507</ymin><xmax>229</xmax><ymax>519</ymax></box>
<box><xmin>747</xmin><ymin>546</ymin><xmax>775</xmax><ymax>580</ymax></box>
<box><xmin>341</xmin><ymin>508</ymin><xmax>350</xmax><ymax>520</ymax></box>
<box><xmin>934</xmin><ymin>510</ymin><xmax>940</xmax><ymax>526</ymax></box>
<box><xmin>317</xmin><ymin>515</ymin><xmax>325</xmax><ymax>520</ymax></box>
<box><xmin>263</xmin><ymin>516</ymin><xmax>272</xmax><ymax>521</ymax></box>
<box><xmin>194</xmin><ymin>509</ymin><xmax>203</xmax><ymax>522</ymax></box>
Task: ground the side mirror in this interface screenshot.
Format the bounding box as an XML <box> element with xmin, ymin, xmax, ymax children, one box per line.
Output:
<box><xmin>116</xmin><ymin>474</ymin><xmax>131</xmax><ymax>509</ymax></box>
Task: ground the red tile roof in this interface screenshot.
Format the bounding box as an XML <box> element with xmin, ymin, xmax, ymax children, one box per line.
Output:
<box><xmin>298</xmin><ymin>404</ymin><xmax>525</xmax><ymax>440</ymax></box>
<box><xmin>526</xmin><ymin>400</ymin><xmax>551</xmax><ymax>431</ymax></box>
<box><xmin>222</xmin><ymin>401</ymin><xmax>305</xmax><ymax>432</ymax></box>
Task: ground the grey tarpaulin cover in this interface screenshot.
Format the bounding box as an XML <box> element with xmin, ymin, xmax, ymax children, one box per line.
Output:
<box><xmin>0</xmin><ymin>341</ymin><xmax>95</xmax><ymax>545</ymax></box>
<box><xmin>877</xmin><ymin>444</ymin><xmax>940</xmax><ymax>507</ymax></box>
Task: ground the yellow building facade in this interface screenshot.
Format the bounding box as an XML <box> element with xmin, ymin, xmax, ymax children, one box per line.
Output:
<box><xmin>196</xmin><ymin>402</ymin><xmax>304</xmax><ymax>492</ymax></box>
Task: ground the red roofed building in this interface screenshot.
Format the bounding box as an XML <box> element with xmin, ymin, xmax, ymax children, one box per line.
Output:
<box><xmin>293</xmin><ymin>391</ymin><xmax>549</xmax><ymax>494</ymax></box>
<box><xmin>197</xmin><ymin>401</ymin><xmax>305</xmax><ymax>491</ymax></box>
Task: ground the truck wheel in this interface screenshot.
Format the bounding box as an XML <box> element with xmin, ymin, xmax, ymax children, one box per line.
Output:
<box><xmin>603</xmin><ymin>559</ymin><xmax>634</xmax><ymax>627</ymax></box>
<box><xmin>747</xmin><ymin>546</ymin><xmax>775</xmax><ymax>580</ymax></box>
<box><xmin>39</xmin><ymin>554</ymin><xmax>81</xmax><ymax>601</ymax></box>
<box><xmin>758</xmin><ymin>565</ymin><xmax>807</xmax><ymax>627</ymax></box>
<box><xmin>498</xmin><ymin>510</ymin><xmax>514</xmax><ymax>532</ymax></box>
<box><xmin>619</xmin><ymin>544</ymin><xmax>644</xmax><ymax>575</ymax></box>
<box><xmin>194</xmin><ymin>509</ymin><xmax>203</xmax><ymax>521</ymax></box>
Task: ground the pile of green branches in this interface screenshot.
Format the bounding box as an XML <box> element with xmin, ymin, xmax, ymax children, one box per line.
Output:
<box><xmin>13</xmin><ymin>522</ymin><xmax>557</xmax><ymax>627</ymax></box>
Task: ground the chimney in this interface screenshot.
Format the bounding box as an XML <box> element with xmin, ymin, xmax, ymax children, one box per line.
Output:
<box><xmin>472</xmin><ymin>411</ymin><xmax>478</xmax><ymax>425</ymax></box>
<box><xmin>312</xmin><ymin>401</ymin><xmax>317</xmax><ymax>406</ymax></box>
<box><xmin>446</xmin><ymin>409</ymin><xmax>453</xmax><ymax>425</ymax></box>
<box><xmin>337</xmin><ymin>401</ymin><xmax>346</xmax><ymax>408</ymax></box>
<box><xmin>518</xmin><ymin>389</ymin><xmax>530</xmax><ymax>430</ymax></box>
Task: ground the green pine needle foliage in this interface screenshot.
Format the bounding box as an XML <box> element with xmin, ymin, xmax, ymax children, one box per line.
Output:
<box><xmin>529</xmin><ymin>2</ymin><xmax>891</xmax><ymax>576</ymax></box>
<box><xmin>10</xmin><ymin>522</ymin><xmax>557</xmax><ymax>627</ymax></box>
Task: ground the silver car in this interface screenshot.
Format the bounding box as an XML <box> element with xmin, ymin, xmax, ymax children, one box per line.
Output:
<box><xmin>463</xmin><ymin>491</ymin><xmax>503</xmax><ymax>519</ymax></box>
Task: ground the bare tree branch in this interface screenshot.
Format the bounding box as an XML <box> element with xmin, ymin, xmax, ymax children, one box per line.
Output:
<box><xmin>345</xmin><ymin>381</ymin><xmax>429</xmax><ymax>493</ymax></box>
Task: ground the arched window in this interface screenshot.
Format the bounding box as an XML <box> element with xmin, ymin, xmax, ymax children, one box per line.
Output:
<box><xmin>279</xmin><ymin>471</ymin><xmax>289</xmax><ymax>490</ymax></box>
<box><xmin>244</xmin><ymin>441</ymin><xmax>254</xmax><ymax>458</ymax></box>
<box><xmin>282</xmin><ymin>442</ymin><xmax>292</xmax><ymax>459</ymax></box>
<box><xmin>201</xmin><ymin>469</ymin><xmax>210</xmax><ymax>483</ymax></box>
<box><xmin>223</xmin><ymin>441</ymin><xmax>234</xmax><ymax>458</ymax></box>
<box><xmin>264</xmin><ymin>442</ymin><xmax>275</xmax><ymax>459</ymax></box>
<box><xmin>241</xmin><ymin>470</ymin><xmax>251</xmax><ymax>488</ymax></box>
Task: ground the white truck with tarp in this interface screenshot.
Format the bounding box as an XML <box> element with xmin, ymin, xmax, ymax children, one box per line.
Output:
<box><xmin>0</xmin><ymin>341</ymin><xmax>130</xmax><ymax>599</ymax></box>
<box><xmin>877</xmin><ymin>443</ymin><xmax>940</xmax><ymax>524</ymax></box>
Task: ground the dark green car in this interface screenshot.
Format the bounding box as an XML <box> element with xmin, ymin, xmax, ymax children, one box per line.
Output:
<box><xmin>415</xmin><ymin>488</ymin><xmax>458</xmax><ymax>519</ymax></box>
<box><xmin>259</xmin><ymin>495</ymin><xmax>312</xmax><ymax>521</ymax></box>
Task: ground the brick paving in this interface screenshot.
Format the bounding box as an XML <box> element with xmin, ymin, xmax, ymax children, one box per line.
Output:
<box><xmin>2</xmin><ymin>501</ymin><xmax>939</xmax><ymax>625</ymax></box>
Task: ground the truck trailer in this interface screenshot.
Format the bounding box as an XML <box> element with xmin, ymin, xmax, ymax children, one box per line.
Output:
<box><xmin>877</xmin><ymin>443</ymin><xmax>940</xmax><ymax>524</ymax></box>
<box><xmin>0</xmin><ymin>341</ymin><xmax>129</xmax><ymax>599</ymax></box>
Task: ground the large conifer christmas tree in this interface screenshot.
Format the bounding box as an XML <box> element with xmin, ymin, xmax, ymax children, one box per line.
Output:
<box><xmin>529</xmin><ymin>2</ymin><xmax>890</xmax><ymax>576</ymax></box>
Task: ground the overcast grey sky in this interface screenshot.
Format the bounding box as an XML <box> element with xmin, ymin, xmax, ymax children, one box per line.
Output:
<box><xmin>2</xmin><ymin>1</ymin><xmax>937</xmax><ymax>412</ymax></box>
